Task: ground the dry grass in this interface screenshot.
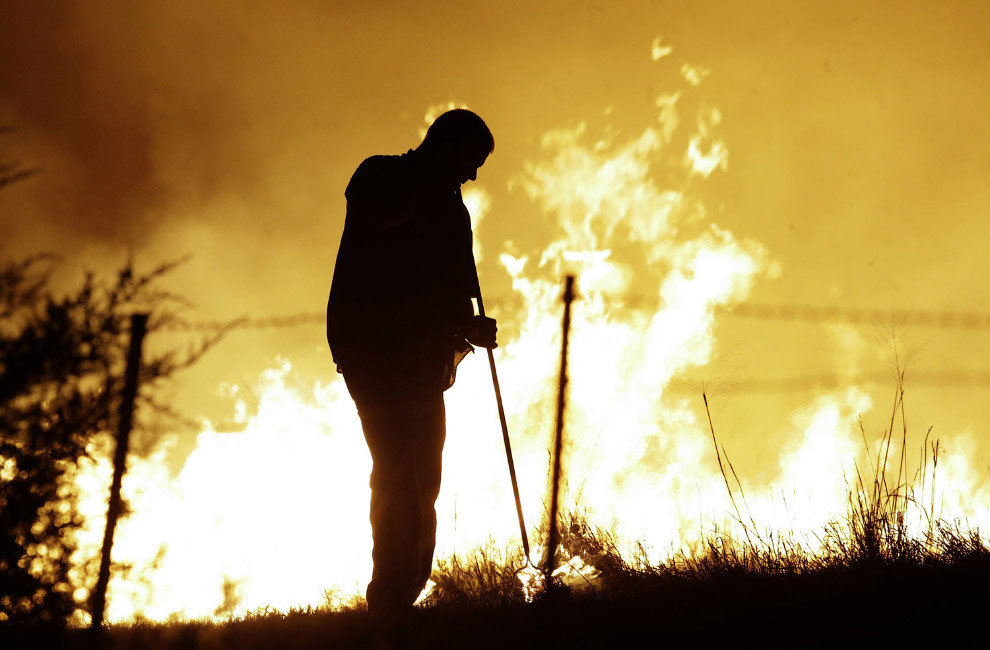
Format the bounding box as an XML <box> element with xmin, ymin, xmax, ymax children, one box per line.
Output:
<box><xmin>416</xmin><ymin>369</ymin><xmax>990</xmax><ymax>611</ymax></box>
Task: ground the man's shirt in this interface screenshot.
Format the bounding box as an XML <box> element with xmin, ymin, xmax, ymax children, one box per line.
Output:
<box><xmin>326</xmin><ymin>150</ymin><xmax>479</xmax><ymax>399</ymax></box>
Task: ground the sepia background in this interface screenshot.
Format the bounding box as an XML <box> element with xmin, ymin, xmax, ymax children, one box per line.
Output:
<box><xmin>2</xmin><ymin>0</ymin><xmax>988</xmax><ymax>620</ymax></box>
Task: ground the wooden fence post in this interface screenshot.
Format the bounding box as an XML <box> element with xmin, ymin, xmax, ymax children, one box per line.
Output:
<box><xmin>545</xmin><ymin>276</ymin><xmax>575</xmax><ymax>581</ymax></box>
<box><xmin>91</xmin><ymin>312</ymin><xmax>148</xmax><ymax>631</ymax></box>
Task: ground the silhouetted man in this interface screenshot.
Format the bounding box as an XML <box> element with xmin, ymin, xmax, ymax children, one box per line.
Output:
<box><xmin>326</xmin><ymin>109</ymin><xmax>497</xmax><ymax>615</ymax></box>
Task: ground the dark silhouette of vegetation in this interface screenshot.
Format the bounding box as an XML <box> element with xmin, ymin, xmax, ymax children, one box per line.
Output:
<box><xmin>0</xmin><ymin>254</ymin><xmax>229</xmax><ymax>629</ymax></box>
<box><xmin>0</xmin><ymin>126</ymin><xmax>39</xmax><ymax>191</ymax></box>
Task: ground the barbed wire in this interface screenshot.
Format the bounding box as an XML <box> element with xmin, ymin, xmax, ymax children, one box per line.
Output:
<box><xmin>669</xmin><ymin>370</ymin><xmax>990</xmax><ymax>394</ymax></box>
<box><xmin>161</xmin><ymin>313</ymin><xmax>324</xmax><ymax>332</ymax></box>
<box><xmin>156</xmin><ymin>303</ymin><xmax>990</xmax><ymax>391</ymax></box>
<box><xmin>158</xmin><ymin>300</ymin><xmax>990</xmax><ymax>333</ymax></box>
<box><xmin>726</xmin><ymin>303</ymin><xmax>990</xmax><ymax>330</ymax></box>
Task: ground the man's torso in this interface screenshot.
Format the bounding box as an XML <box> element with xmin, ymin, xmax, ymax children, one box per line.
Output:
<box><xmin>326</xmin><ymin>150</ymin><xmax>478</xmax><ymax>399</ymax></box>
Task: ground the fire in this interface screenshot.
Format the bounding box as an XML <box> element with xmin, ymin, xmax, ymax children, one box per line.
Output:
<box><xmin>74</xmin><ymin>364</ymin><xmax>374</xmax><ymax>621</ymax></box>
<box><xmin>68</xmin><ymin>44</ymin><xmax>990</xmax><ymax>622</ymax></box>
<box><xmin>516</xmin><ymin>547</ymin><xmax>600</xmax><ymax>602</ymax></box>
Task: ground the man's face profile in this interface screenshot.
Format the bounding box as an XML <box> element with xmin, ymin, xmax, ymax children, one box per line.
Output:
<box><xmin>453</xmin><ymin>148</ymin><xmax>489</xmax><ymax>185</ymax></box>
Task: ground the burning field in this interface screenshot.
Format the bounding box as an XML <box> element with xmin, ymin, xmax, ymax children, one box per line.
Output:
<box><xmin>62</xmin><ymin>58</ymin><xmax>990</xmax><ymax>625</ymax></box>
<box><xmin>3</xmin><ymin>1</ymin><xmax>990</xmax><ymax>643</ymax></box>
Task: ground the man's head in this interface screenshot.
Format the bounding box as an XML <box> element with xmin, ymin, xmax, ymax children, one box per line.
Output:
<box><xmin>419</xmin><ymin>109</ymin><xmax>494</xmax><ymax>184</ymax></box>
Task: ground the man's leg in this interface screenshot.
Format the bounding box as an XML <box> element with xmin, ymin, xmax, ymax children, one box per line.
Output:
<box><xmin>352</xmin><ymin>391</ymin><xmax>446</xmax><ymax>611</ymax></box>
<box><xmin>413</xmin><ymin>396</ymin><xmax>445</xmax><ymax>591</ymax></box>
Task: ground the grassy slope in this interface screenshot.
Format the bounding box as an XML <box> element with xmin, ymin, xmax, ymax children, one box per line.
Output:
<box><xmin>46</xmin><ymin>557</ymin><xmax>986</xmax><ymax>649</ymax></box>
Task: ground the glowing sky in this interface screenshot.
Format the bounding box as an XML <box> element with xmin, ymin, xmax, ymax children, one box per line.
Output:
<box><xmin>3</xmin><ymin>1</ymin><xmax>989</xmax><ymax>488</ymax></box>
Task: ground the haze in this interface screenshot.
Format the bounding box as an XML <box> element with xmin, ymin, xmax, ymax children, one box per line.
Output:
<box><xmin>3</xmin><ymin>0</ymin><xmax>989</xmax><ymax>480</ymax></box>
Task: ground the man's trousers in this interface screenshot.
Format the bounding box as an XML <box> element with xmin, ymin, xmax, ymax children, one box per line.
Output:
<box><xmin>345</xmin><ymin>376</ymin><xmax>446</xmax><ymax>611</ymax></box>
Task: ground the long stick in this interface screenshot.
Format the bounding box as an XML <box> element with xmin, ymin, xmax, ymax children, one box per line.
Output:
<box><xmin>545</xmin><ymin>275</ymin><xmax>575</xmax><ymax>577</ymax></box>
<box><xmin>92</xmin><ymin>312</ymin><xmax>149</xmax><ymax>630</ymax></box>
<box><xmin>476</xmin><ymin>294</ymin><xmax>530</xmax><ymax>559</ymax></box>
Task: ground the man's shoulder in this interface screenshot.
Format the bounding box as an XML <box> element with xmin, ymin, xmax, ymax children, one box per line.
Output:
<box><xmin>347</xmin><ymin>151</ymin><xmax>416</xmax><ymax>197</ymax></box>
<box><xmin>354</xmin><ymin>152</ymin><xmax>412</xmax><ymax>176</ymax></box>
